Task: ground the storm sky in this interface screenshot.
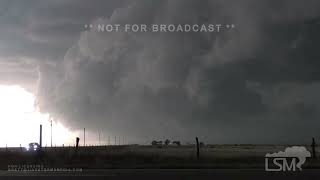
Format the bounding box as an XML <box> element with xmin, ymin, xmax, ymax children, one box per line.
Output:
<box><xmin>1</xmin><ymin>0</ymin><xmax>320</xmax><ymax>144</ymax></box>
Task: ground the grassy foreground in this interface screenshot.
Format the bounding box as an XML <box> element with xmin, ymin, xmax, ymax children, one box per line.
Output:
<box><xmin>0</xmin><ymin>145</ymin><xmax>319</xmax><ymax>170</ymax></box>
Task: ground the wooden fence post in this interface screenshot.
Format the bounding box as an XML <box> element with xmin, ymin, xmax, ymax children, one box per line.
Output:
<box><xmin>312</xmin><ymin>137</ymin><xmax>316</xmax><ymax>159</ymax></box>
<box><xmin>76</xmin><ymin>137</ymin><xmax>80</xmax><ymax>149</ymax></box>
<box><xmin>196</xmin><ymin>137</ymin><xmax>200</xmax><ymax>160</ymax></box>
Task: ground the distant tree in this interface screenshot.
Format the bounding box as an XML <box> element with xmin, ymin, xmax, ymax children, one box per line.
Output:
<box><xmin>172</xmin><ymin>141</ymin><xmax>181</xmax><ymax>146</ymax></box>
<box><xmin>151</xmin><ymin>140</ymin><xmax>157</xmax><ymax>146</ymax></box>
<box><xmin>200</xmin><ymin>142</ymin><xmax>205</xmax><ymax>147</ymax></box>
<box><xmin>151</xmin><ymin>140</ymin><xmax>163</xmax><ymax>146</ymax></box>
<box><xmin>164</xmin><ymin>139</ymin><xmax>170</xmax><ymax>146</ymax></box>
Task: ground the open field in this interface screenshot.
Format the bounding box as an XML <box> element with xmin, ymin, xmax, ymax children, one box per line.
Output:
<box><xmin>0</xmin><ymin>144</ymin><xmax>319</xmax><ymax>170</ymax></box>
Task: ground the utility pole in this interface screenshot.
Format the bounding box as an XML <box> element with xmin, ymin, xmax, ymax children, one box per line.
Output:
<box><xmin>84</xmin><ymin>128</ymin><xmax>86</xmax><ymax>147</ymax></box>
<box><xmin>98</xmin><ymin>131</ymin><xmax>101</xmax><ymax>146</ymax></box>
<box><xmin>50</xmin><ymin>119</ymin><xmax>52</xmax><ymax>148</ymax></box>
<box><xmin>40</xmin><ymin>124</ymin><xmax>42</xmax><ymax>149</ymax></box>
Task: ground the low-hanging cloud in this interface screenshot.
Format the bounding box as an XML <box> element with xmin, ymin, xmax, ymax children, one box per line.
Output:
<box><xmin>30</xmin><ymin>0</ymin><xmax>320</xmax><ymax>144</ymax></box>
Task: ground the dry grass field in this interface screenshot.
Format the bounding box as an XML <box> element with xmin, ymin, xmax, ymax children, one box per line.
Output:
<box><xmin>0</xmin><ymin>144</ymin><xmax>319</xmax><ymax>170</ymax></box>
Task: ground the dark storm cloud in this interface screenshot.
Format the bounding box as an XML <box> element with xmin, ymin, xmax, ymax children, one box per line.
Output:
<box><xmin>0</xmin><ymin>0</ymin><xmax>123</xmax><ymax>88</ymax></box>
<box><xmin>0</xmin><ymin>0</ymin><xmax>126</xmax><ymax>58</ymax></box>
<box><xmin>1</xmin><ymin>0</ymin><xmax>320</xmax><ymax>143</ymax></box>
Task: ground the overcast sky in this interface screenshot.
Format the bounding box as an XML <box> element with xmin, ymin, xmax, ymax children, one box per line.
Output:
<box><xmin>0</xmin><ymin>0</ymin><xmax>320</xmax><ymax>144</ymax></box>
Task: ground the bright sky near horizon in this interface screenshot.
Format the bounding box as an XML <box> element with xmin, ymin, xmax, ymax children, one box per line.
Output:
<box><xmin>0</xmin><ymin>85</ymin><xmax>77</xmax><ymax>147</ymax></box>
